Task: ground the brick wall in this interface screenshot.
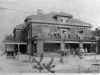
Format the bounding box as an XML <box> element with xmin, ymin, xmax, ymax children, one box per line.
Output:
<box><xmin>70</xmin><ymin>27</ymin><xmax>91</xmax><ymax>40</ymax></box>
<box><xmin>14</xmin><ymin>29</ymin><xmax>26</xmax><ymax>41</ymax></box>
<box><xmin>32</xmin><ymin>24</ymin><xmax>59</xmax><ymax>41</ymax></box>
<box><xmin>32</xmin><ymin>23</ymin><xmax>92</xmax><ymax>41</ymax></box>
<box><xmin>27</xmin><ymin>39</ymin><xmax>31</xmax><ymax>53</ymax></box>
<box><xmin>70</xmin><ymin>27</ymin><xmax>77</xmax><ymax>39</ymax></box>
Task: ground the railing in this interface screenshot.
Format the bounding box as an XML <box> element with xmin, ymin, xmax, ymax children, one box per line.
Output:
<box><xmin>54</xmin><ymin>36</ymin><xmax>94</xmax><ymax>41</ymax></box>
<box><xmin>49</xmin><ymin>34</ymin><xmax>93</xmax><ymax>41</ymax></box>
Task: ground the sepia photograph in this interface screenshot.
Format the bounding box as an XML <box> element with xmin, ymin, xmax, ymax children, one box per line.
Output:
<box><xmin>0</xmin><ymin>0</ymin><xmax>100</xmax><ymax>74</ymax></box>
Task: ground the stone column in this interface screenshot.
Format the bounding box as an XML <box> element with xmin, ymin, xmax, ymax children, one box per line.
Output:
<box><xmin>37</xmin><ymin>40</ymin><xmax>43</xmax><ymax>56</ymax></box>
<box><xmin>79</xmin><ymin>41</ymin><xmax>83</xmax><ymax>48</ymax></box>
<box><xmin>60</xmin><ymin>40</ymin><xmax>65</xmax><ymax>51</ymax></box>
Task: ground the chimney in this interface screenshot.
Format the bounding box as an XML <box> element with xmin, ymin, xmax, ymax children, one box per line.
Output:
<box><xmin>37</xmin><ymin>9</ymin><xmax>43</xmax><ymax>16</ymax></box>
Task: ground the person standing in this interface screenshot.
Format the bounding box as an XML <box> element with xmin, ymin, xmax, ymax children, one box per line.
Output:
<box><xmin>60</xmin><ymin>48</ymin><xmax>65</xmax><ymax>64</ymax></box>
<box><xmin>61</xmin><ymin>48</ymin><xmax>65</xmax><ymax>57</ymax></box>
<box><xmin>84</xmin><ymin>48</ymin><xmax>88</xmax><ymax>56</ymax></box>
<box><xmin>67</xmin><ymin>48</ymin><xmax>70</xmax><ymax>56</ymax></box>
<box><xmin>72</xmin><ymin>48</ymin><xmax>75</xmax><ymax>57</ymax></box>
<box><xmin>78</xmin><ymin>47</ymin><xmax>83</xmax><ymax>59</ymax></box>
<box><xmin>71</xmin><ymin>48</ymin><xmax>74</xmax><ymax>55</ymax></box>
<box><xmin>80</xmin><ymin>47</ymin><xmax>85</xmax><ymax>59</ymax></box>
<box><xmin>82</xmin><ymin>48</ymin><xmax>85</xmax><ymax>56</ymax></box>
<box><xmin>65</xmin><ymin>47</ymin><xmax>67</xmax><ymax>56</ymax></box>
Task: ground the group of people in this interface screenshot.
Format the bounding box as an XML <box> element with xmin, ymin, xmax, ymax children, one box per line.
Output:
<box><xmin>61</xmin><ymin>47</ymin><xmax>75</xmax><ymax>57</ymax></box>
<box><xmin>60</xmin><ymin>47</ymin><xmax>88</xmax><ymax>57</ymax></box>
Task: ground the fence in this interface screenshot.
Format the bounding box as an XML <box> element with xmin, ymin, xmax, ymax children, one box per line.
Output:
<box><xmin>17</xmin><ymin>65</ymin><xmax>100</xmax><ymax>73</ymax></box>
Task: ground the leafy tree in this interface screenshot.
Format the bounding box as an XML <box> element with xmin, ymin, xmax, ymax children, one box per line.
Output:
<box><xmin>97</xmin><ymin>38</ymin><xmax>100</xmax><ymax>54</ymax></box>
<box><xmin>90</xmin><ymin>43</ymin><xmax>96</xmax><ymax>53</ymax></box>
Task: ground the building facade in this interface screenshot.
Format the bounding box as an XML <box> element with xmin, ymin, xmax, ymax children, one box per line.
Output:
<box><xmin>23</xmin><ymin>9</ymin><xmax>95</xmax><ymax>56</ymax></box>
<box><xmin>4</xmin><ymin>9</ymin><xmax>96</xmax><ymax>56</ymax></box>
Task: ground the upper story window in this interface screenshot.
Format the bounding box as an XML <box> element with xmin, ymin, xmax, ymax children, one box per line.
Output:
<box><xmin>60</xmin><ymin>28</ymin><xmax>70</xmax><ymax>39</ymax></box>
<box><xmin>42</xmin><ymin>28</ymin><xmax>50</xmax><ymax>37</ymax></box>
<box><xmin>76</xmin><ymin>30</ymin><xmax>84</xmax><ymax>39</ymax></box>
<box><xmin>79</xmin><ymin>30</ymin><xmax>83</xmax><ymax>34</ymax></box>
<box><xmin>57</xmin><ymin>16</ymin><xmax>69</xmax><ymax>22</ymax></box>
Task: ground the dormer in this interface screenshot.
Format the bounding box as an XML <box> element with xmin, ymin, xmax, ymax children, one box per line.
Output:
<box><xmin>58</xmin><ymin>17</ymin><xmax>69</xmax><ymax>22</ymax></box>
<box><xmin>54</xmin><ymin>12</ymin><xmax>73</xmax><ymax>22</ymax></box>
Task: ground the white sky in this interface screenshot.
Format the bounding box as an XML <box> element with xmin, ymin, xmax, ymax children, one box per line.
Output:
<box><xmin>0</xmin><ymin>0</ymin><xmax>100</xmax><ymax>43</ymax></box>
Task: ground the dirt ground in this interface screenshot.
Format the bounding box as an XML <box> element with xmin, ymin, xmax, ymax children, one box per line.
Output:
<box><xmin>0</xmin><ymin>54</ymin><xmax>100</xmax><ymax>73</ymax></box>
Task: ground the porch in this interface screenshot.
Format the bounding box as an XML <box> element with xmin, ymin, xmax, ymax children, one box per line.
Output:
<box><xmin>32</xmin><ymin>40</ymin><xmax>96</xmax><ymax>56</ymax></box>
<box><xmin>5</xmin><ymin>41</ymin><xmax>27</xmax><ymax>56</ymax></box>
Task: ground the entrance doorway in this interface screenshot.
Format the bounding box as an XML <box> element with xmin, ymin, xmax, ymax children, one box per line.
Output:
<box><xmin>19</xmin><ymin>45</ymin><xmax>27</xmax><ymax>54</ymax></box>
<box><xmin>14</xmin><ymin>44</ymin><xmax>18</xmax><ymax>55</ymax></box>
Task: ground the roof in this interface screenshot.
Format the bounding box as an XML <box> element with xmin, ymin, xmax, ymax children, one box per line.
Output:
<box><xmin>25</xmin><ymin>11</ymin><xmax>92</xmax><ymax>27</ymax></box>
<box><xmin>68</xmin><ymin>18</ymin><xmax>91</xmax><ymax>26</ymax></box>
<box><xmin>56</xmin><ymin>12</ymin><xmax>73</xmax><ymax>17</ymax></box>
<box><xmin>15</xmin><ymin>23</ymin><xmax>26</xmax><ymax>29</ymax></box>
<box><xmin>26</xmin><ymin>12</ymin><xmax>57</xmax><ymax>22</ymax></box>
<box><xmin>13</xmin><ymin>23</ymin><xmax>26</xmax><ymax>33</ymax></box>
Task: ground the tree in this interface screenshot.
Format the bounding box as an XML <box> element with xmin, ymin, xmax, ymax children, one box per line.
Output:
<box><xmin>32</xmin><ymin>53</ymin><xmax>55</xmax><ymax>73</ymax></box>
<box><xmin>90</xmin><ymin>43</ymin><xmax>96</xmax><ymax>53</ymax></box>
<box><xmin>97</xmin><ymin>38</ymin><xmax>100</xmax><ymax>54</ymax></box>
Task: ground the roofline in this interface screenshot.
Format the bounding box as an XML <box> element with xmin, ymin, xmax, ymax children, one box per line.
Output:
<box><xmin>33</xmin><ymin>39</ymin><xmax>96</xmax><ymax>43</ymax></box>
<box><xmin>5</xmin><ymin>41</ymin><xmax>27</xmax><ymax>44</ymax></box>
<box><xmin>13</xmin><ymin>28</ymin><xmax>16</xmax><ymax>34</ymax></box>
<box><xmin>24</xmin><ymin>22</ymin><xmax>32</xmax><ymax>31</ymax></box>
<box><xmin>13</xmin><ymin>28</ymin><xmax>24</xmax><ymax>32</ymax></box>
<box><xmin>30</xmin><ymin>20</ymin><xmax>92</xmax><ymax>28</ymax></box>
<box><xmin>56</xmin><ymin>14</ymin><xmax>73</xmax><ymax>18</ymax></box>
<box><xmin>24</xmin><ymin>18</ymin><xmax>27</xmax><ymax>22</ymax></box>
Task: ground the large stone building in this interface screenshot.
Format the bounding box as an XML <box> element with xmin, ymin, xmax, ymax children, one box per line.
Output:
<box><xmin>4</xmin><ymin>9</ymin><xmax>96</xmax><ymax>56</ymax></box>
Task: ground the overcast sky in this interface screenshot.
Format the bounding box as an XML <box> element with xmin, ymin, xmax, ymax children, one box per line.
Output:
<box><xmin>0</xmin><ymin>0</ymin><xmax>100</xmax><ymax>43</ymax></box>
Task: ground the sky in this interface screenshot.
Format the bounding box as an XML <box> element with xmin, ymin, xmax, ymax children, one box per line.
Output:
<box><xmin>0</xmin><ymin>0</ymin><xmax>100</xmax><ymax>43</ymax></box>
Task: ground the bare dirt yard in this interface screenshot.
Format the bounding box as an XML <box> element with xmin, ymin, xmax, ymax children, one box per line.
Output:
<box><xmin>0</xmin><ymin>54</ymin><xmax>100</xmax><ymax>73</ymax></box>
